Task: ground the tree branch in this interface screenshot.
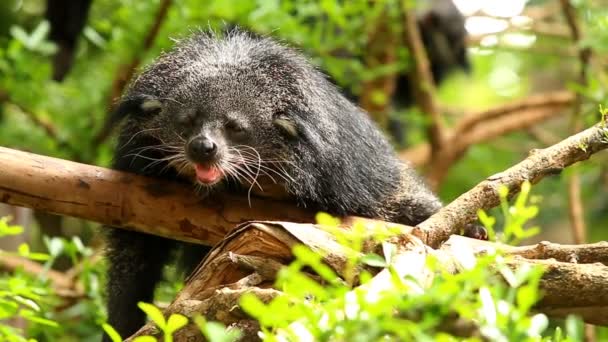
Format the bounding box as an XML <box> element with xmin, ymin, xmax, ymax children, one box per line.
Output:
<box><xmin>454</xmin><ymin>91</ymin><xmax>575</xmax><ymax>137</ymax></box>
<box><xmin>0</xmin><ymin>253</ymin><xmax>83</xmax><ymax>298</ymax></box>
<box><xmin>0</xmin><ymin>146</ymin><xmax>315</xmax><ymax>246</ymax></box>
<box><xmin>417</xmin><ymin>122</ymin><xmax>608</xmax><ymax>248</ymax></box>
<box><xmin>400</xmin><ymin>91</ymin><xmax>575</xmax><ymax>167</ymax></box>
<box><xmin>401</xmin><ymin>91</ymin><xmax>575</xmax><ymax>168</ymax></box>
<box><xmin>402</xmin><ymin>4</ymin><xmax>444</xmax><ymax>164</ymax></box>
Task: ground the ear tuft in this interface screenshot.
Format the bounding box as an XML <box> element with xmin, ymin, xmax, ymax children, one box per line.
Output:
<box><xmin>273</xmin><ymin>117</ymin><xmax>299</xmax><ymax>139</ymax></box>
<box><xmin>140</xmin><ymin>99</ymin><xmax>163</xmax><ymax>113</ymax></box>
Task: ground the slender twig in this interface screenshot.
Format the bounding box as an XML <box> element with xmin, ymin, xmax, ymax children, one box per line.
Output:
<box><xmin>3</xmin><ymin>100</ymin><xmax>81</xmax><ymax>158</ymax></box>
<box><xmin>560</xmin><ymin>0</ymin><xmax>592</xmax><ymax>246</ymax></box>
<box><xmin>454</xmin><ymin>91</ymin><xmax>575</xmax><ymax>136</ymax></box>
<box><xmin>401</xmin><ymin>3</ymin><xmax>444</xmax><ymax>163</ymax></box>
<box><xmin>0</xmin><ymin>253</ymin><xmax>83</xmax><ymax>298</ymax></box>
<box><xmin>358</xmin><ymin>12</ymin><xmax>398</xmax><ymax>129</ymax></box>
<box><xmin>401</xmin><ymin>91</ymin><xmax>575</xmax><ymax>175</ymax></box>
<box><xmin>559</xmin><ymin>2</ymin><xmax>595</xmax><ymax>338</ymax></box>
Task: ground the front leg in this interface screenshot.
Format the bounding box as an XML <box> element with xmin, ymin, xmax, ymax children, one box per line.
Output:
<box><xmin>103</xmin><ymin>228</ymin><xmax>174</xmax><ymax>341</ymax></box>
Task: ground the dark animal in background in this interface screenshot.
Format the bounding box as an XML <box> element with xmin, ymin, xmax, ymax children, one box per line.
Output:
<box><xmin>389</xmin><ymin>0</ymin><xmax>470</xmax><ymax>144</ymax></box>
<box><xmin>45</xmin><ymin>0</ymin><xmax>93</xmax><ymax>81</ymax></box>
<box><xmin>104</xmin><ymin>29</ymin><xmax>453</xmax><ymax>340</ymax></box>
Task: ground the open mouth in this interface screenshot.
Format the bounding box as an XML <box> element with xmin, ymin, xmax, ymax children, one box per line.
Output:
<box><xmin>194</xmin><ymin>163</ymin><xmax>223</xmax><ymax>184</ymax></box>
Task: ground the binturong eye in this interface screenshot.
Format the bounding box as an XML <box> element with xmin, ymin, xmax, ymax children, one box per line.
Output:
<box><xmin>226</xmin><ymin>120</ymin><xmax>245</xmax><ymax>134</ymax></box>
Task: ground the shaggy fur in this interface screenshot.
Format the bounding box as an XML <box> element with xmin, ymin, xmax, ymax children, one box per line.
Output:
<box><xmin>103</xmin><ymin>30</ymin><xmax>444</xmax><ymax>340</ymax></box>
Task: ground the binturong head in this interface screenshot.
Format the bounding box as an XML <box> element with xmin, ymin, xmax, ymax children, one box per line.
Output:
<box><xmin>112</xmin><ymin>30</ymin><xmax>313</xmax><ymax>190</ymax></box>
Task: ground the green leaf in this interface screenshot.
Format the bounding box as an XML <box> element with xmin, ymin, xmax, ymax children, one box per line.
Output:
<box><xmin>382</xmin><ymin>242</ymin><xmax>396</xmax><ymax>264</ymax></box>
<box><xmin>138</xmin><ymin>302</ymin><xmax>166</xmax><ymax>329</ymax></box>
<box><xmin>315</xmin><ymin>212</ymin><xmax>341</xmax><ymax>227</ymax></box>
<box><xmin>239</xmin><ymin>294</ymin><xmax>268</xmax><ymax>320</ymax></box>
<box><xmin>565</xmin><ymin>315</ymin><xmax>584</xmax><ymax>341</ymax></box>
<box><xmin>25</xmin><ymin>252</ymin><xmax>51</xmax><ymax>262</ymax></box>
<box><xmin>292</xmin><ymin>245</ymin><xmax>339</xmax><ymax>283</ymax></box>
<box><xmin>21</xmin><ymin>313</ymin><xmax>59</xmax><ymax>327</ymax></box>
<box><xmin>528</xmin><ymin>314</ymin><xmax>548</xmax><ymax>337</ymax></box>
<box><xmin>45</xmin><ymin>237</ymin><xmax>65</xmax><ymax>257</ymax></box>
<box><xmin>194</xmin><ymin>316</ymin><xmax>241</xmax><ymax>342</ymax></box>
<box><xmin>360</xmin><ymin>253</ymin><xmax>387</xmax><ymax>268</ymax></box>
<box><xmin>133</xmin><ymin>336</ymin><xmax>157</xmax><ymax>342</ymax></box>
<box><xmin>479</xmin><ymin>287</ymin><xmax>496</xmax><ymax>325</ymax></box>
<box><xmin>17</xmin><ymin>243</ymin><xmax>30</xmax><ymax>256</ymax></box>
<box><xmin>102</xmin><ymin>323</ymin><xmax>123</xmax><ymax>342</ymax></box>
<box><xmin>29</xmin><ymin>21</ymin><xmax>50</xmax><ymax>47</ymax></box>
<box><xmin>9</xmin><ymin>26</ymin><xmax>29</xmax><ymax>45</ymax></box>
<box><xmin>166</xmin><ymin>313</ymin><xmax>188</xmax><ymax>333</ymax></box>
<box><xmin>0</xmin><ymin>217</ymin><xmax>23</xmax><ymax>237</ymax></box>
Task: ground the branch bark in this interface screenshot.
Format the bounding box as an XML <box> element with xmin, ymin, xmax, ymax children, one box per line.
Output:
<box><xmin>417</xmin><ymin>123</ymin><xmax>608</xmax><ymax>248</ymax></box>
<box><xmin>0</xmin><ymin>146</ymin><xmax>315</xmax><ymax>246</ymax></box>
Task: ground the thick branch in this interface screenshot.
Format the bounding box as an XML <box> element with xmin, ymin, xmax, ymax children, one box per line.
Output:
<box><xmin>445</xmin><ymin>235</ymin><xmax>608</xmax><ymax>265</ymax></box>
<box><xmin>453</xmin><ymin>91</ymin><xmax>575</xmax><ymax>137</ymax></box>
<box><xmin>1</xmin><ymin>124</ymin><xmax>606</xmax><ymax>250</ymax></box>
<box><xmin>0</xmin><ymin>146</ymin><xmax>315</xmax><ymax>246</ymax></box>
<box><xmin>440</xmin><ymin>235</ymin><xmax>608</xmax><ymax>325</ymax></box>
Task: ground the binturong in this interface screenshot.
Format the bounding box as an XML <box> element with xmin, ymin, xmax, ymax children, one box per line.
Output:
<box><xmin>103</xmin><ymin>29</ymin><xmax>481</xmax><ymax>341</ymax></box>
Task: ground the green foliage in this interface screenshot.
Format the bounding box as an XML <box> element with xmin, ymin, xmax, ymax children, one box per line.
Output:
<box><xmin>136</xmin><ymin>301</ymin><xmax>188</xmax><ymax>342</ymax></box>
<box><xmin>239</xmin><ymin>186</ymin><xmax>583</xmax><ymax>341</ymax></box>
<box><xmin>478</xmin><ymin>181</ymin><xmax>541</xmax><ymax>244</ymax></box>
<box><xmin>0</xmin><ymin>219</ymin><xmax>106</xmax><ymax>341</ymax></box>
<box><xmin>194</xmin><ymin>316</ymin><xmax>242</xmax><ymax>342</ymax></box>
<box><xmin>100</xmin><ymin>303</ymin><xmax>240</xmax><ymax>342</ymax></box>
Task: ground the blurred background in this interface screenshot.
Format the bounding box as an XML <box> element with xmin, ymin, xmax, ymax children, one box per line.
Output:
<box><xmin>0</xmin><ymin>0</ymin><xmax>607</xmax><ymax>340</ymax></box>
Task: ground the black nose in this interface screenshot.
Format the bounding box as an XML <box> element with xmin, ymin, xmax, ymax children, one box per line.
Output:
<box><xmin>187</xmin><ymin>136</ymin><xmax>217</xmax><ymax>161</ymax></box>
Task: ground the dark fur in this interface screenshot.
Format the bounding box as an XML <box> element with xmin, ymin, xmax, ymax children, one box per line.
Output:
<box><xmin>104</xmin><ymin>30</ymin><xmax>444</xmax><ymax>340</ymax></box>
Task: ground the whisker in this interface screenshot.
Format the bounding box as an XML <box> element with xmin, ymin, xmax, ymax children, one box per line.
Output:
<box><xmin>118</xmin><ymin>127</ymin><xmax>162</xmax><ymax>150</ymax></box>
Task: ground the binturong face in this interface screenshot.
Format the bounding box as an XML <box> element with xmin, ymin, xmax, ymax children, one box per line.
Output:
<box><xmin>114</xmin><ymin>34</ymin><xmax>306</xmax><ymax>193</ymax></box>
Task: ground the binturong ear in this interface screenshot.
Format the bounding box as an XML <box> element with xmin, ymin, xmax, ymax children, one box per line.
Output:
<box><xmin>273</xmin><ymin>116</ymin><xmax>299</xmax><ymax>139</ymax></box>
<box><xmin>97</xmin><ymin>95</ymin><xmax>162</xmax><ymax>141</ymax></box>
<box><xmin>107</xmin><ymin>95</ymin><xmax>162</xmax><ymax>125</ymax></box>
<box><xmin>115</xmin><ymin>95</ymin><xmax>162</xmax><ymax>119</ymax></box>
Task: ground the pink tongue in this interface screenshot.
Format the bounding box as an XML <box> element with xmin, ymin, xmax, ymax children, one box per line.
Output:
<box><xmin>194</xmin><ymin>164</ymin><xmax>222</xmax><ymax>184</ymax></box>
